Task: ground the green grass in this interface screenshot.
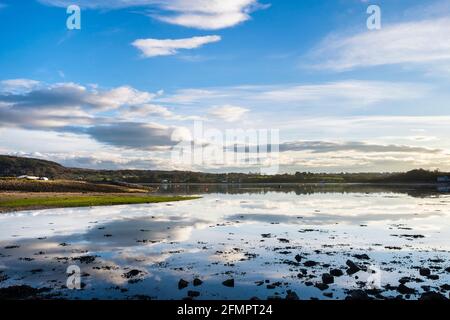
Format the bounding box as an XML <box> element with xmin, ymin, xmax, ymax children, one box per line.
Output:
<box><xmin>0</xmin><ymin>195</ymin><xmax>200</xmax><ymax>211</ymax></box>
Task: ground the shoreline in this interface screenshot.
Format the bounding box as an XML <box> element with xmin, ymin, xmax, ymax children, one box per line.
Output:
<box><xmin>0</xmin><ymin>192</ymin><xmax>200</xmax><ymax>213</ymax></box>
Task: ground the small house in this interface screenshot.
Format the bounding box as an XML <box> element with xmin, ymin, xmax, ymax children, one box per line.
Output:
<box><xmin>17</xmin><ymin>175</ymin><xmax>39</xmax><ymax>180</ymax></box>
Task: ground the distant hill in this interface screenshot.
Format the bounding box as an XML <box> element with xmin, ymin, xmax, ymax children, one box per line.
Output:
<box><xmin>0</xmin><ymin>155</ymin><xmax>448</xmax><ymax>184</ymax></box>
<box><xmin>0</xmin><ymin>155</ymin><xmax>67</xmax><ymax>178</ymax></box>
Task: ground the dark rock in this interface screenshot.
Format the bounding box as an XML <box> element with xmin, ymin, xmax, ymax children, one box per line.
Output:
<box><xmin>285</xmin><ymin>290</ymin><xmax>299</xmax><ymax>300</ymax></box>
<box><xmin>123</xmin><ymin>269</ymin><xmax>142</xmax><ymax>279</ymax></box>
<box><xmin>4</xmin><ymin>245</ymin><xmax>20</xmax><ymax>249</ymax></box>
<box><xmin>193</xmin><ymin>278</ymin><xmax>203</xmax><ymax>286</ymax></box>
<box><xmin>445</xmin><ymin>267</ymin><xmax>450</xmax><ymax>273</ymax></box>
<box><xmin>330</xmin><ymin>269</ymin><xmax>344</xmax><ymax>277</ymax></box>
<box><xmin>421</xmin><ymin>285</ymin><xmax>430</xmax><ymax>292</ymax></box>
<box><xmin>346</xmin><ymin>290</ymin><xmax>370</xmax><ymax>300</ymax></box>
<box><xmin>322</xmin><ymin>273</ymin><xmax>334</xmax><ymax>284</ymax></box>
<box><xmin>397</xmin><ymin>284</ymin><xmax>416</xmax><ymax>295</ymax></box>
<box><xmin>419</xmin><ymin>292</ymin><xmax>448</xmax><ymax>301</ymax></box>
<box><xmin>72</xmin><ymin>255</ymin><xmax>96</xmax><ymax>264</ymax></box>
<box><xmin>303</xmin><ymin>260</ymin><xmax>318</xmax><ymax>267</ymax></box>
<box><xmin>187</xmin><ymin>290</ymin><xmax>200</xmax><ymax>298</ymax></box>
<box><xmin>440</xmin><ymin>284</ymin><xmax>450</xmax><ymax>291</ymax></box>
<box><xmin>315</xmin><ymin>283</ymin><xmax>329</xmax><ymax>291</ymax></box>
<box><xmin>294</xmin><ymin>254</ymin><xmax>302</xmax><ymax>262</ymax></box>
<box><xmin>323</xmin><ymin>292</ymin><xmax>333</xmax><ymax>298</ymax></box>
<box><xmin>178</xmin><ymin>279</ymin><xmax>189</xmax><ymax>290</ymax></box>
<box><xmin>222</xmin><ymin>279</ymin><xmax>234</xmax><ymax>287</ymax></box>
<box><xmin>346</xmin><ymin>260</ymin><xmax>360</xmax><ymax>275</ymax></box>
<box><xmin>419</xmin><ymin>268</ymin><xmax>431</xmax><ymax>277</ymax></box>
<box><xmin>0</xmin><ymin>285</ymin><xmax>49</xmax><ymax>299</ymax></box>
<box><xmin>427</xmin><ymin>274</ymin><xmax>439</xmax><ymax>280</ymax></box>
<box><xmin>353</xmin><ymin>254</ymin><xmax>370</xmax><ymax>260</ymax></box>
<box><xmin>30</xmin><ymin>269</ymin><xmax>43</xmax><ymax>274</ymax></box>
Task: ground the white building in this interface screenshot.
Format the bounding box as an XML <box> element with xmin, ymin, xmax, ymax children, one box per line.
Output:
<box><xmin>17</xmin><ymin>175</ymin><xmax>49</xmax><ymax>181</ymax></box>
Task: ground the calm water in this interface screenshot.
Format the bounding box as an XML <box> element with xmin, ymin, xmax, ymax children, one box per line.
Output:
<box><xmin>0</xmin><ymin>185</ymin><xmax>449</xmax><ymax>300</ymax></box>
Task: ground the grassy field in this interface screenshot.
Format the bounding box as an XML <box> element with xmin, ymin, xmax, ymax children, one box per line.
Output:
<box><xmin>0</xmin><ymin>193</ymin><xmax>200</xmax><ymax>213</ymax></box>
<box><xmin>0</xmin><ymin>178</ymin><xmax>151</xmax><ymax>193</ymax></box>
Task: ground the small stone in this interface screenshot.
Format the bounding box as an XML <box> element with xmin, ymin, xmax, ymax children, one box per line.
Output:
<box><xmin>397</xmin><ymin>284</ymin><xmax>416</xmax><ymax>295</ymax></box>
<box><xmin>353</xmin><ymin>254</ymin><xmax>370</xmax><ymax>260</ymax></box>
<box><xmin>330</xmin><ymin>269</ymin><xmax>344</xmax><ymax>277</ymax></box>
<box><xmin>419</xmin><ymin>292</ymin><xmax>448</xmax><ymax>301</ymax></box>
<box><xmin>193</xmin><ymin>278</ymin><xmax>203</xmax><ymax>286</ymax></box>
<box><xmin>304</xmin><ymin>260</ymin><xmax>318</xmax><ymax>267</ymax></box>
<box><xmin>322</xmin><ymin>273</ymin><xmax>334</xmax><ymax>284</ymax></box>
<box><xmin>427</xmin><ymin>274</ymin><xmax>439</xmax><ymax>280</ymax></box>
<box><xmin>285</xmin><ymin>290</ymin><xmax>299</xmax><ymax>300</ymax></box>
<box><xmin>346</xmin><ymin>260</ymin><xmax>360</xmax><ymax>275</ymax></box>
<box><xmin>122</xmin><ymin>269</ymin><xmax>142</xmax><ymax>279</ymax></box>
<box><xmin>178</xmin><ymin>279</ymin><xmax>189</xmax><ymax>290</ymax></box>
<box><xmin>315</xmin><ymin>283</ymin><xmax>329</xmax><ymax>291</ymax></box>
<box><xmin>294</xmin><ymin>254</ymin><xmax>302</xmax><ymax>262</ymax></box>
<box><xmin>187</xmin><ymin>290</ymin><xmax>200</xmax><ymax>298</ymax></box>
<box><xmin>419</xmin><ymin>268</ymin><xmax>431</xmax><ymax>277</ymax></box>
<box><xmin>346</xmin><ymin>290</ymin><xmax>370</xmax><ymax>300</ymax></box>
<box><xmin>222</xmin><ymin>279</ymin><xmax>234</xmax><ymax>287</ymax></box>
<box><xmin>440</xmin><ymin>284</ymin><xmax>450</xmax><ymax>291</ymax></box>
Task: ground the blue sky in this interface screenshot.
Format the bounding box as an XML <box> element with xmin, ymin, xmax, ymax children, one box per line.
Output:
<box><xmin>1</xmin><ymin>0</ymin><xmax>450</xmax><ymax>173</ymax></box>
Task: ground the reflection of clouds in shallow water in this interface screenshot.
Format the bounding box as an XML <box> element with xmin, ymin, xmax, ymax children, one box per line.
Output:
<box><xmin>226</xmin><ymin>210</ymin><xmax>445</xmax><ymax>225</ymax></box>
<box><xmin>0</xmin><ymin>190</ymin><xmax>449</xmax><ymax>299</ymax></box>
<box><xmin>82</xmin><ymin>216</ymin><xmax>210</xmax><ymax>247</ymax></box>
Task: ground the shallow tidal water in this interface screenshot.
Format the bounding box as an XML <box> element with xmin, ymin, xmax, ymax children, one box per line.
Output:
<box><xmin>0</xmin><ymin>185</ymin><xmax>449</xmax><ymax>300</ymax></box>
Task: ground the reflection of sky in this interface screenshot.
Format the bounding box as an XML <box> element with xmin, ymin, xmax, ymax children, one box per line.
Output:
<box><xmin>0</xmin><ymin>191</ymin><xmax>449</xmax><ymax>300</ymax></box>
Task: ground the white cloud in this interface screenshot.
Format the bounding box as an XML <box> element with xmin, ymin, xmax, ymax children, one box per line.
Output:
<box><xmin>39</xmin><ymin>0</ymin><xmax>267</xmax><ymax>29</ymax></box>
<box><xmin>152</xmin><ymin>0</ymin><xmax>268</xmax><ymax>30</ymax></box>
<box><xmin>309</xmin><ymin>17</ymin><xmax>450</xmax><ymax>71</ymax></box>
<box><xmin>87</xmin><ymin>85</ymin><xmax>155</xmax><ymax>109</ymax></box>
<box><xmin>132</xmin><ymin>35</ymin><xmax>221</xmax><ymax>57</ymax></box>
<box><xmin>120</xmin><ymin>103</ymin><xmax>203</xmax><ymax>121</ymax></box>
<box><xmin>121</xmin><ymin>104</ymin><xmax>174</xmax><ymax>118</ymax></box>
<box><xmin>208</xmin><ymin>105</ymin><xmax>249</xmax><ymax>122</ymax></box>
<box><xmin>0</xmin><ymin>79</ymin><xmax>41</xmax><ymax>93</ymax></box>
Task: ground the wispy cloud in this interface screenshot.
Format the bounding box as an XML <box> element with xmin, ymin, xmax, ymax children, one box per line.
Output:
<box><xmin>278</xmin><ymin>141</ymin><xmax>441</xmax><ymax>154</ymax></box>
<box><xmin>308</xmin><ymin>17</ymin><xmax>450</xmax><ymax>71</ymax></box>
<box><xmin>158</xmin><ymin>80</ymin><xmax>429</xmax><ymax>108</ymax></box>
<box><xmin>0</xmin><ymin>79</ymin><xmax>41</xmax><ymax>93</ymax></box>
<box><xmin>208</xmin><ymin>105</ymin><xmax>249</xmax><ymax>122</ymax></box>
<box><xmin>132</xmin><ymin>35</ymin><xmax>221</xmax><ymax>57</ymax></box>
